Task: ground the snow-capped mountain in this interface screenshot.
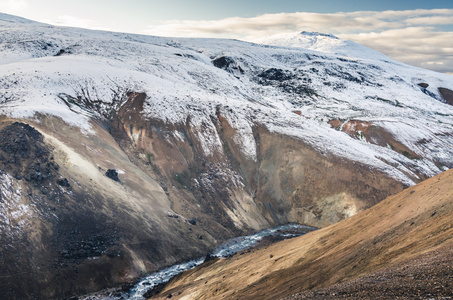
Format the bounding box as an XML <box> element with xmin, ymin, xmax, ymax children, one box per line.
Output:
<box><xmin>254</xmin><ymin>31</ymin><xmax>391</xmax><ymax>60</ymax></box>
<box><xmin>0</xmin><ymin>13</ymin><xmax>452</xmax><ymax>299</ymax></box>
<box><xmin>1</xmin><ymin>15</ymin><xmax>451</xmax><ymax>184</ymax></box>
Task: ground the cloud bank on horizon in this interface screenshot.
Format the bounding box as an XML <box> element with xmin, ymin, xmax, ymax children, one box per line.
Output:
<box><xmin>143</xmin><ymin>9</ymin><xmax>453</xmax><ymax>74</ymax></box>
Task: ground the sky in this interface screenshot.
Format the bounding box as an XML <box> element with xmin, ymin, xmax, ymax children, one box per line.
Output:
<box><xmin>1</xmin><ymin>0</ymin><xmax>453</xmax><ymax>74</ymax></box>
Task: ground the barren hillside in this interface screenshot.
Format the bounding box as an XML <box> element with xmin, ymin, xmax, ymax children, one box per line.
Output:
<box><xmin>150</xmin><ymin>168</ymin><xmax>453</xmax><ymax>299</ymax></box>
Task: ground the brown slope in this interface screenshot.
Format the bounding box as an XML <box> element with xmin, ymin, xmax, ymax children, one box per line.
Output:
<box><xmin>286</xmin><ymin>243</ymin><xmax>453</xmax><ymax>299</ymax></box>
<box><xmin>149</xmin><ymin>168</ymin><xmax>453</xmax><ymax>300</ymax></box>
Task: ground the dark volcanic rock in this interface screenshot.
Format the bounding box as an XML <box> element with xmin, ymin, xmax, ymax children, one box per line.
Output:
<box><xmin>212</xmin><ymin>56</ymin><xmax>244</xmax><ymax>74</ymax></box>
<box><xmin>439</xmin><ymin>87</ymin><xmax>453</xmax><ymax>105</ymax></box>
<box><xmin>0</xmin><ymin>122</ymin><xmax>43</xmax><ymax>158</ymax></box>
<box><xmin>417</xmin><ymin>82</ymin><xmax>429</xmax><ymax>88</ymax></box>
<box><xmin>105</xmin><ymin>169</ymin><xmax>120</xmax><ymax>182</ymax></box>
<box><xmin>212</xmin><ymin>56</ymin><xmax>235</xmax><ymax>69</ymax></box>
<box><xmin>57</xmin><ymin>178</ymin><xmax>70</xmax><ymax>187</ymax></box>
<box><xmin>258</xmin><ymin>68</ymin><xmax>292</xmax><ymax>82</ymax></box>
<box><xmin>0</xmin><ymin>122</ymin><xmax>57</xmax><ymax>185</ymax></box>
<box><xmin>59</xmin><ymin>235</ymin><xmax>115</xmax><ymax>260</ymax></box>
<box><xmin>143</xmin><ymin>282</ymin><xmax>167</xmax><ymax>298</ymax></box>
<box><xmin>203</xmin><ymin>253</ymin><xmax>215</xmax><ymax>263</ymax></box>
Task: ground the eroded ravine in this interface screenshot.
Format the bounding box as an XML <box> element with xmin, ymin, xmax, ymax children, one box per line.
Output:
<box><xmin>0</xmin><ymin>93</ymin><xmax>408</xmax><ymax>299</ymax></box>
<box><xmin>110</xmin><ymin>92</ymin><xmax>406</xmax><ymax>230</ymax></box>
<box><xmin>81</xmin><ymin>224</ymin><xmax>317</xmax><ymax>299</ymax></box>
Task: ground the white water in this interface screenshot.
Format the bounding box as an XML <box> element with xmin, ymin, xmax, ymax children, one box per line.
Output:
<box><xmin>126</xmin><ymin>223</ymin><xmax>316</xmax><ymax>299</ymax></box>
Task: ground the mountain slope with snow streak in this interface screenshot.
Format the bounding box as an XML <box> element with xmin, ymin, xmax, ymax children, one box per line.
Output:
<box><xmin>1</xmin><ymin>19</ymin><xmax>452</xmax><ymax>184</ymax></box>
<box><xmin>0</xmin><ymin>13</ymin><xmax>452</xmax><ymax>299</ymax></box>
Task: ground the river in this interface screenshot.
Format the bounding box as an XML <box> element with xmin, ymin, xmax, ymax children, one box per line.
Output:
<box><xmin>83</xmin><ymin>223</ymin><xmax>316</xmax><ymax>299</ymax></box>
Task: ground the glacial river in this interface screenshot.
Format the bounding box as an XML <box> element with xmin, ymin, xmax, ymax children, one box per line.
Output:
<box><xmin>83</xmin><ymin>224</ymin><xmax>316</xmax><ymax>299</ymax></box>
<box><xmin>128</xmin><ymin>224</ymin><xmax>316</xmax><ymax>299</ymax></box>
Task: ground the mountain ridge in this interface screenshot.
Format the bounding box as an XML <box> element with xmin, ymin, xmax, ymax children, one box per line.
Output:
<box><xmin>1</xmin><ymin>13</ymin><xmax>451</xmax><ymax>185</ymax></box>
<box><xmin>253</xmin><ymin>30</ymin><xmax>393</xmax><ymax>61</ymax></box>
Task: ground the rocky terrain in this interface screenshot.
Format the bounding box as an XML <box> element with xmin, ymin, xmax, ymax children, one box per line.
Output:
<box><xmin>148</xmin><ymin>169</ymin><xmax>453</xmax><ymax>299</ymax></box>
<box><xmin>287</xmin><ymin>244</ymin><xmax>453</xmax><ymax>299</ymax></box>
<box><xmin>0</xmin><ymin>12</ymin><xmax>452</xmax><ymax>299</ymax></box>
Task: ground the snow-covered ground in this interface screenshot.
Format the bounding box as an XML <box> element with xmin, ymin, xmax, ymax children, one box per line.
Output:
<box><xmin>0</xmin><ymin>13</ymin><xmax>452</xmax><ymax>186</ymax></box>
<box><xmin>254</xmin><ymin>31</ymin><xmax>391</xmax><ymax>61</ymax></box>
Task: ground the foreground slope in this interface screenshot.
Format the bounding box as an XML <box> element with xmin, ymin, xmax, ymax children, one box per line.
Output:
<box><xmin>0</xmin><ymin>13</ymin><xmax>453</xmax><ymax>298</ymax></box>
<box><xmin>151</xmin><ymin>168</ymin><xmax>453</xmax><ymax>299</ymax></box>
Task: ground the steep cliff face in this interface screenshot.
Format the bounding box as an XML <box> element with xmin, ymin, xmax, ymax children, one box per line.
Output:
<box><xmin>111</xmin><ymin>93</ymin><xmax>404</xmax><ymax>230</ymax></box>
<box><xmin>0</xmin><ymin>13</ymin><xmax>452</xmax><ymax>299</ymax></box>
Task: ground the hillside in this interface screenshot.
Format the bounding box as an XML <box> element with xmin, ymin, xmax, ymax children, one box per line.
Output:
<box><xmin>0</xmin><ymin>12</ymin><xmax>452</xmax><ymax>298</ymax></box>
<box><xmin>149</xmin><ymin>168</ymin><xmax>453</xmax><ymax>299</ymax></box>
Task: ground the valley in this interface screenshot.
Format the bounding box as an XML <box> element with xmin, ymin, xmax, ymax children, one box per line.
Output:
<box><xmin>149</xmin><ymin>169</ymin><xmax>453</xmax><ymax>299</ymax></box>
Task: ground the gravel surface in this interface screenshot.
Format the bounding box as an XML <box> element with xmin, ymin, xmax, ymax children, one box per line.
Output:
<box><xmin>286</xmin><ymin>244</ymin><xmax>453</xmax><ymax>299</ymax></box>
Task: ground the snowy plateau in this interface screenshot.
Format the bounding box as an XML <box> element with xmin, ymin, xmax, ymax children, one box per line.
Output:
<box><xmin>1</xmin><ymin>14</ymin><xmax>452</xmax><ymax>185</ymax></box>
<box><xmin>0</xmin><ymin>12</ymin><xmax>452</xmax><ymax>299</ymax></box>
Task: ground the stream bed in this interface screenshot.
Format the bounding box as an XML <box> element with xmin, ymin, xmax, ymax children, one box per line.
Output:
<box><xmin>83</xmin><ymin>223</ymin><xmax>316</xmax><ymax>300</ymax></box>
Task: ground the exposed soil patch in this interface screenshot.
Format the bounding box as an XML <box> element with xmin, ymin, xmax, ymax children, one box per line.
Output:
<box><xmin>328</xmin><ymin>119</ymin><xmax>421</xmax><ymax>161</ymax></box>
<box><xmin>0</xmin><ymin>118</ymin><xmax>188</xmax><ymax>299</ymax></box>
<box><xmin>439</xmin><ymin>87</ymin><xmax>453</xmax><ymax>105</ymax></box>
<box><xmin>417</xmin><ymin>82</ymin><xmax>429</xmax><ymax>88</ymax></box>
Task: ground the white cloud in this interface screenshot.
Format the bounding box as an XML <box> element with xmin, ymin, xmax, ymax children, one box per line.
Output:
<box><xmin>340</xmin><ymin>27</ymin><xmax>453</xmax><ymax>73</ymax></box>
<box><xmin>424</xmin><ymin>62</ymin><xmax>444</xmax><ymax>65</ymax></box>
<box><xmin>143</xmin><ymin>9</ymin><xmax>453</xmax><ymax>74</ymax></box>
<box><xmin>143</xmin><ymin>9</ymin><xmax>453</xmax><ymax>39</ymax></box>
<box><xmin>0</xmin><ymin>0</ymin><xmax>29</xmax><ymax>11</ymax></box>
<box><xmin>406</xmin><ymin>16</ymin><xmax>453</xmax><ymax>25</ymax></box>
<box><xmin>143</xmin><ymin>11</ymin><xmax>400</xmax><ymax>40</ymax></box>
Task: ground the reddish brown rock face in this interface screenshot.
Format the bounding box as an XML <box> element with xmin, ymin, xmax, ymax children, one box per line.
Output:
<box><xmin>328</xmin><ymin>119</ymin><xmax>422</xmax><ymax>164</ymax></box>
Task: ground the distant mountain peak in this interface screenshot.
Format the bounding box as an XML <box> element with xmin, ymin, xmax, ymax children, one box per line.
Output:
<box><xmin>253</xmin><ymin>30</ymin><xmax>390</xmax><ymax>61</ymax></box>
<box><xmin>299</xmin><ymin>31</ymin><xmax>339</xmax><ymax>39</ymax></box>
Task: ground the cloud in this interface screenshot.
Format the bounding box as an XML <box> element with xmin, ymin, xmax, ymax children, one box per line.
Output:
<box><xmin>39</xmin><ymin>15</ymin><xmax>112</xmax><ymax>31</ymax></box>
<box><xmin>143</xmin><ymin>9</ymin><xmax>453</xmax><ymax>73</ymax></box>
<box><xmin>406</xmin><ymin>16</ymin><xmax>453</xmax><ymax>25</ymax></box>
<box><xmin>143</xmin><ymin>12</ymin><xmax>398</xmax><ymax>40</ymax></box>
<box><xmin>0</xmin><ymin>0</ymin><xmax>29</xmax><ymax>11</ymax></box>
<box><xmin>340</xmin><ymin>27</ymin><xmax>453</xmax><ymax>73</ymax></box>
<box><xmin>144</xmin><ymin>9</ymin><xmax>453</xmax><ymax>39</ymax></box>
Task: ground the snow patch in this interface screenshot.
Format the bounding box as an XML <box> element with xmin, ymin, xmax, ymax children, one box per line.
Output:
<box><xmin>0</xmin><ymin>173</ymin><xmax>33</xmax><ymax>238</ymax></box>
